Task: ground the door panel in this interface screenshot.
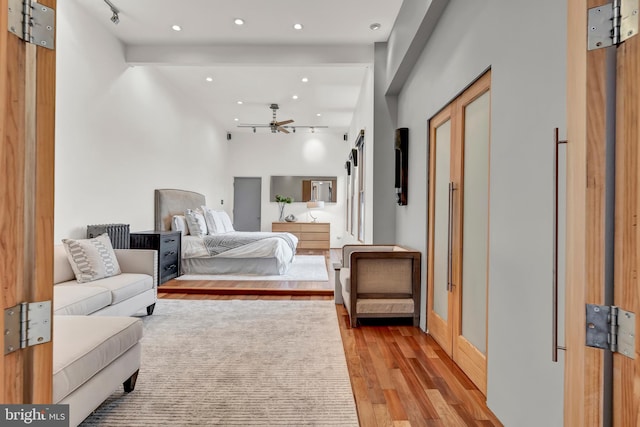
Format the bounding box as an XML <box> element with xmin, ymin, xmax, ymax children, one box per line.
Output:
<box><xmin>233</xmin><ymin>177</ymin><xmax>261</xmax><ymax>231</ymax></box>
<box><xmin>460</xmin><ymin>90</ymin><xmax>490</xmax><ymax>354</ymax></box>
<box><xmin>427</xmin><ymin>71</ymin><xmax>490</xmax><ymax>395</ymax></box>
<box><xmin>433</xmin><ymin>119</ymin><xmax>452</xmax><ymax>322</ymax></box>
<box><xmin>1</xmin><ymin>0</ymin><xmax>56</xmax><ymax>403</ymax></box>
<box><xmin>428</xmin><ymin>107</ymin><xmax>454</xmax><ymax>355</ymax></box>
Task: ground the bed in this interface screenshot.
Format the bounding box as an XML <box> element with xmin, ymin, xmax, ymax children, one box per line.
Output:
<box><xmin>154</xmin><ymin>189</ymin><xmax>298</xmax><ymax>275</ymax></box>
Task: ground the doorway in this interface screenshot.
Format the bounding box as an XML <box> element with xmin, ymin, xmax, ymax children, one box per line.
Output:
<box><xmin>427</xmin><ymin>71</ymin><xmax>491</xmax><ymax>394</ymax></box>
<box><xmin>233</xmin><ymin>177</ymin><xmax>262</xmax><ymax>231</ymax></box>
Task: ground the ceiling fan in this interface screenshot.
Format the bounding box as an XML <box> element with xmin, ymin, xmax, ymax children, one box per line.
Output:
<box><xmin>237</xmin><ymin>103</ymin><xmax>328</xmax><ymax>134</ymax></box>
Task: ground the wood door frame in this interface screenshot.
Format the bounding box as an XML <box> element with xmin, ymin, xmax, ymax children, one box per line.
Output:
<box><xmin>1</xmin><ymin>0</ymin><xmax>56</xmax><ymax>403</ymax></box>
<box><xmin>565</xmin><ymin>0</ymin><xmax>616</xmax><ymax>424</ymax></box>
<box><xmin>612</xmin><ymin>21</ymin><xmax>640</xmax><ymax>426</ymax></box>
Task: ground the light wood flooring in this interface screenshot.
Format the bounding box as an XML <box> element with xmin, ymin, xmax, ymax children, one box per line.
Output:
<box><xmin>158</xmin><ymin>250</ymin><xmax>502</xmax><ymax>426</ymax></box>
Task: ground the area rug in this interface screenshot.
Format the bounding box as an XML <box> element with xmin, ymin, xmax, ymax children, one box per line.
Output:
<box><xmin>176</xmin><ymin>255</ymin><xmax>329</xmax><ymax>281</ymax></box>
<box><xmin>80</xmin><ymin>299</ymin><xmax>358</xmax><ymax>426</ymax></box>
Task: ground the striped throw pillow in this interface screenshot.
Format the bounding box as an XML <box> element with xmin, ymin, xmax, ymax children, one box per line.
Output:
<box><xmin>62</xmin><ymin>233</ymin><xmax>121</xmax><ymax>283</ymax></box>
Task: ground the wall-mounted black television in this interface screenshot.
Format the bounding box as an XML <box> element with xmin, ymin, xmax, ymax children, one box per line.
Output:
<box><xmin>395</xmin><ymin>127</ymin><xmax>408</xmax><ymax>205</ymax></box>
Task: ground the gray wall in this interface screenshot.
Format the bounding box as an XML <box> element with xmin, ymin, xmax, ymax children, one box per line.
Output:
<box><xmin>387</xmin><ymin>0</ymin><xmax>567</xmax><ymax>425</ymax></box>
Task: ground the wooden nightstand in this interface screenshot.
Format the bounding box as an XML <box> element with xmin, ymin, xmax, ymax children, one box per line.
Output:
<box><xmin>130</xmin><ymin>230</ymin><xmax>181</xmax><ymax>284</ymax></box>
<box><xmin>272</xmin><ymin>222</ymin><xmax>330</xmax><ymax>250</ymax></box>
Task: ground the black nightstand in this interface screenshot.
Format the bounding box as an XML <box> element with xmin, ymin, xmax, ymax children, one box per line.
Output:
<box><xmin>130</xmin><ymin>231</ymin><xmax>181</xmax><ymax>285</ymax></box>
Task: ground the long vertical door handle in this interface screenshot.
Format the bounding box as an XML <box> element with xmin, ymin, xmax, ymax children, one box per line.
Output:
<box><xmin>552</xmin><ymin>128</ymin><xmax>567</xmax><ymax>362</ymax></box>
<box><xmin>447</xmin><ymin>182</ymin><xmax>455</xmax><ymax>292</ymax></box>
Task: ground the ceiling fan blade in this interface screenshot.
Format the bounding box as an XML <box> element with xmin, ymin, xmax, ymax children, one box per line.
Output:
<box><xmin>275</xmin><ymin>119</ymin><xmax>294</xmax><ymax>126</ymax></box>
<box><xmin>277</xmin><ymin>126</ymin><xmax>290</xmax><ymax>134</ymax></box>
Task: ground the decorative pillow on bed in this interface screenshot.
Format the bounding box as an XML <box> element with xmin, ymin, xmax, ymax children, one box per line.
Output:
<box><xmin>185</xmin><ymin>209</ymin><xmax>208</xmax><ymax>237</ymax></box>
<box><xmin>218</xmin><ymin>211</ymin><xmax>235</xmax><ymax>233</ymax></box>
<box><xmin>61</xmin><ymin>233</ymin><xmax>121</xmax><ymax>283</ymax></box>
<box><xmin>201</xmin><ymin>206</ymin><xmax>225</xmax><ymax>234</ymax></box>
<box><xmin>171</xmin><ymin>215</ymin><xmax>189</xmax><ymax>236</ymax></box>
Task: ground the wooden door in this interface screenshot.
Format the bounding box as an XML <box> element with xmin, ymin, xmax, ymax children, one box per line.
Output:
<box><xmin>1</xmin><ymin>0</ymin><xmax>56</xmax><ymax>403</ymax></box>
<box><xmin>613</xmin><ymin>28</ymin><xmax>639</xmax><ymax>425</ymax></box>
<box><xmin>565</xmin><ymin>0</ymin><xmax>640</xmax><ymax>424</ymax></box>
<box><xmin>427</xmin><ymin>71</ymin><xmax>491</xmax><ymax>394</ymax></box>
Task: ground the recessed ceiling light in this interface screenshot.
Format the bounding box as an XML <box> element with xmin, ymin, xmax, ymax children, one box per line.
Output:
<box><xmin>292</xmin><ymin>95</ymin><xmax>299</xmax><ymax>100</ymax></box>
<box><xmin>234</xmin><ymin>118</ymin><xmax>239</xmax><ymax>122</ymax></box>
<box><xmin>234</xmin><ymin>18</ymin><xmax>244</xmax><ymax>26</ymax></box>
<box><xmin>316</xmin><ymin>113</ymin><xmax>322</xmax><ymax>117</ymax></box>
<box><xmin>237</xmin><ymin>101</ymin><xmax>243</xmax><ymax>105</ymax></box>
<box><xmin>301</xmin><ymin>77</ymin><xmax>309</xmax><ymax>83</ymax></box>
<box><xmin>172</xmin><ymin>25</ymin><xmax>182</xmax><ymax>31</ymax></box>
<box><xmin>293</xmin><ymin>23</ymin><xmax>303</xmax><ymax>30</ymax></box>
<box><xmin>369</xmin><ymin>23</ymin><xmax>381</xmax><ymax>31</ymax></box>
<box><xmin>205</xmin><ymin>77</ymin><xmax>213</xmax><ymax>82</ymax></box>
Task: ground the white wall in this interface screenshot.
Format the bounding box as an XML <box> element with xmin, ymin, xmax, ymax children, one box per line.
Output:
<box><xmin>55</xmin><ymin>1</ymin><xmax>229</xmax><ymax>242</ymax></box>
<box><xmin>226</xmin><ymin>131</ymin><xmax>347</xmax><ymax>247</ymax></box>
<box><xmin>344</xmin><ymin>66</ymin><xmax>375</xmax><ymax>245</ymax></box>
<box><xmin>392</xmin><ymin>0</ymin><xmax>566</xmax><ymax>425</ymax></box>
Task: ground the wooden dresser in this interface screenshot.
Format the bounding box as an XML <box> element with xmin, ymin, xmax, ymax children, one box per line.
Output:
<box><xmin>272</xmin><ymin>222</ymin><xmax>330</xmax><ymax>250</ymax></box>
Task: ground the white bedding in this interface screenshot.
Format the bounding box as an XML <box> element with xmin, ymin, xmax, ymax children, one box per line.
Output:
<box><xmin>182</xmin><ymin>232</ymin><xmax>299</xmax><ymax>275</ymax></box>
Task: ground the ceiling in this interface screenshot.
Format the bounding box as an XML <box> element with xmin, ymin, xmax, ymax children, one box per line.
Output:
<box><xmin>76</xmin><ymin>0</ymin><xmax>404</xmax><ymax>134</ymax></box>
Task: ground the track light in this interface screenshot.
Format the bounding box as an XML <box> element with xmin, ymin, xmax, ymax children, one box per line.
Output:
<box><xmin>104</xmin><ymin>0</ymin><xmax>119</xmax><ymax>25</ymax></box>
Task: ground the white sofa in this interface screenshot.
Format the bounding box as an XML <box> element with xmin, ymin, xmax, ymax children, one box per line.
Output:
<box><xmin>53</xmin><ymin>244</ymin><xmax>158</xmax><ymax>316</ymax></box>
<box><xmin>52</xmin><ymin>244</ymin><xmax>158</xmax><ymax>426</ymax></box>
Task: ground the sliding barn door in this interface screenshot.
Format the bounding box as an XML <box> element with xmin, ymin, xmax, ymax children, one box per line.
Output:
<box><xmin>1</xmin><ymin>0</ymin><xmax>56</xmax><ymax>403</ymax></box>
<box><xmin>427</xmin><ymin>71</ymin><xmax>491</xmax><ymax>394</ymax></box>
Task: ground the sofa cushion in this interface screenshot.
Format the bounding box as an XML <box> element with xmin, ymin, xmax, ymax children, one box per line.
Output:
<box><xmin>84</xmin><ymin>273</ymin><xmax>153</xmax><ymax>305</ymax></box>
<box><xmin>356</xmin><ymin>298</ymin><xmax>415</xmax><ymax>314</ymax></box>
<box><xmin>62</xmin><ymin>233</ymin><xmax>121</xmax><ymax>283</ymax></box>
<box><xmin>53</xmin><ymin>245</ymin><xmax>76</xmax><ymax>285</ymax></box>
<box><xmin>53</xmin><ymin>283</ymin><xmax>111</xmax><ymax>315</ymax></box>
<box><xmin>53</xmin><ymin>316</ymin><xmax>143</xmax><ymax>403</ymax></box>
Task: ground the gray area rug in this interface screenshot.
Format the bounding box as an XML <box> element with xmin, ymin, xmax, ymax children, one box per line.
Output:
<box><xmin>81</xmin><ymin>299</ymin><xmax>359</xmax><ymax>426</ymax></box>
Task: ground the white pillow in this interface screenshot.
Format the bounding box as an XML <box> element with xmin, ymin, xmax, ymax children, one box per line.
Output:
<box><xmin>171</xmin><ymin>215</ymin><xmax>189</xmax><ymax>236</ymax></box>
<box><xmin>201</xmin><ymin>206</ymin><xmax>225</xmax><ymax>234</ymax></box>
<box><xmin>218</xmin><ymin>211</ymin><xmax>235</xmax><ymax>233</ymax></box>
<box><xmin>62</xmin><ymin>233</ymin><xmax>121</xmax><ymax>283</ymax></box>
<box><xmin>185</xmin><ymin>209</ymin><xmax>208</xmax><ymax>237</ymax></box>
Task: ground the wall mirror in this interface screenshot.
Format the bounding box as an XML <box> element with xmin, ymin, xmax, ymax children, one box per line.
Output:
<box><xmin>270</xmin><ymin>176</ymin><xmax>337</xmax><ymax>203</ymax></box>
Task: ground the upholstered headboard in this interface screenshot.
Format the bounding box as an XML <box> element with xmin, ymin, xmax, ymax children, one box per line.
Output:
<box><xmin>154</xmin><ymin>189</ymin><xmax>206</xmax><ymax>231</ymax></box>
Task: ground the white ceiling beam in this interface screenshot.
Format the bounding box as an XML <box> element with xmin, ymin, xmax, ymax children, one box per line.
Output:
<box><xmin>125</xmin><ymin>44</ymin><xmax>374</xmax><ymax>66</ymax></box>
